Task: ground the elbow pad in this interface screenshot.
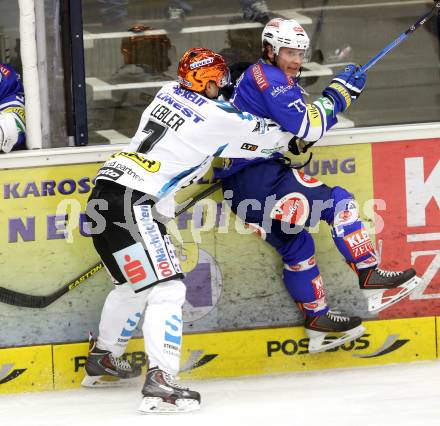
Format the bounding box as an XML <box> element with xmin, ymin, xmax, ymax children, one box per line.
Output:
<box><xmin>0</xmin><ymin>112</ymin><xmax>19</xmax><ymax>153</ymax></box>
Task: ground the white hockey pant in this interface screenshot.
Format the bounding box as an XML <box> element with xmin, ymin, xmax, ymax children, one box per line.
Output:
<box><xmin>96</xmin><ymin>279</ymin><xmax>186</xmax><ymax>376</ymax></box>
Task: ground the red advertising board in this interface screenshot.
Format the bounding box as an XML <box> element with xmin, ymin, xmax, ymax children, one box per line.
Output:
<box><xmin>372</xmin><ymin>138</ymin><xmax>440</xmax><ymax>318</ymax></box>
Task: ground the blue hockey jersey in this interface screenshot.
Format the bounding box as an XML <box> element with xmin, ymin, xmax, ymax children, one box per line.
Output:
<box><xmin>216</xmin><ymin>59</ymin><xmax>338</xmax><ymax>177</ymax></box>
<box><xmin>0</xmin><ymin>63</ymin><xmax>26</xmax><ymax>150</ymax></box>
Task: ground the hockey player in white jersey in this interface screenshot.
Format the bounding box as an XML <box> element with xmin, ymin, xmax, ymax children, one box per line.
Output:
<box><xmin>82</xmin><ymin>47</ymin><xmax>297</xmax><ymax>413</ymax></box>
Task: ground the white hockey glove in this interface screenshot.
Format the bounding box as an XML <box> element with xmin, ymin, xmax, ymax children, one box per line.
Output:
<box><xmin>0</xmin><ymin>112</ymin><xmax>19</xmax><ymax>153</ymax></box>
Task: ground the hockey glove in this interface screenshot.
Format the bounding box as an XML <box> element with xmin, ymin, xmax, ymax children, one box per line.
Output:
<box><xmin>0</xmin><ymin>112</ymin><xmax>19</xmax><ymax>153</ymax></box>
<box><xmin>322</xmin><ymin>64</ymin><xmax>367</xmax><ymax>115</ymax></box>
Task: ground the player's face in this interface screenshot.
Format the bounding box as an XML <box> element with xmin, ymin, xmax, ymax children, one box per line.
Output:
<box><xmin>276</xmin><ymin>47</ymin><xmax>305</xmax><ymax>78</ymax></box>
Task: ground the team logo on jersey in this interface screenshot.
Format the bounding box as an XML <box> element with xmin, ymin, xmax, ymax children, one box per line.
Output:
<box><xmin>252</xmin><ymin>64</ymin><xmax>269</xmax><ymax>91</ymax></box>
<box><xmin>343</xmin><ymin>228</ymin><xmax>374</xmax><ymax>259</ymax></box>
<box><xmin>111</xmin><ymin>152</ymin><xmax>161</xmax><ymax>172</ymax></box>
<box><xmin>113</xmin><ymin>242</ymin><xmax>158</xmax><ymax>291</ymax></box>
<box><xmin>241</xmin><ymin>143</ymin><xmax>258</xmax><ymax>151</ymax></box>
<box><xmin>270</xmin><ymin>192</ymin><xmax>310</xmax><ymax>225</ymax></box>
<box><xmin>292</xmin><ymin>169</ymin><xmax>322</xmax><ymax>188</ymax></box>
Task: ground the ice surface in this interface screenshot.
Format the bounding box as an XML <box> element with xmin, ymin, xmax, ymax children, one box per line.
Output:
<box><xmin>1</xmin><ymin>361</ymin><xmax>439</xmax><ymax>426</ymax></box>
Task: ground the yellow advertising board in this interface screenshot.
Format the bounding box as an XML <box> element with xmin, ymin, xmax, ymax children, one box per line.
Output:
<box><xmin>0</xmin><ymin>345</ymin><xmax>53</xmax><ymax>393</ymax></box>
<box><xmin>49</xmin><ymin>316</ymin><xmax>436</xmax><ymax>391</ymax></box>
<box><xmin>0</xmin><ymin>163</ymin><xmax>102</xmax><ymax>297</ymax></box>
<box><xmin>437</xmin><ymin>317</ymin><xmax>440</xmax><ymax>353</ymax></box>
<box><xmin>180</xmin><ymin>316</ymin><xmax>436</xmax><ymax>379</ymax></box>
<box><xmin>53</xmin><ymin>339</ymin><xmax>148</xmax><ymax>390</ymax></box>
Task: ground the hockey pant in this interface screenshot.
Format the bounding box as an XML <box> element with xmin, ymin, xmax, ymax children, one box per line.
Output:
<box><xmin>85</xmin><ymin>180</ymin><xmax>185</xmax><ymax>375</ymax></box>
<box><xmin>221</xmin><ymin>158</ymin><xmax>378</xmax><ymax>318</ymax></box>
<box><xmin>95</xmin><ymin>280</ymin><xmax>185</xmax><ymax>376</ymax></box>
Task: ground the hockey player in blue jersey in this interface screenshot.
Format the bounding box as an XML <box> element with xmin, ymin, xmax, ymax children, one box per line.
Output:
<box><xmin>217</xmin><ymin>18</ymin><xmax>422</xmax><ymax>353</ymax></box>
<box><xmin>0</xmin><ymin>63</ymin><xmax>25</xmax><ymax>152</ymax></box>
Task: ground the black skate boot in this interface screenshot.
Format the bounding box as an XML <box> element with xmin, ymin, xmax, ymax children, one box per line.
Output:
<box><xmin>305</xmin><ymin>310</ymin><xmax>365</xmax><ymax>353</ymax></box>
<box><xmin>81</xmin><ymin>336</ymin><xmax>141</xmax><ymax>387</ymax></box>
<box><xmin>351</xmin><ymin>263</ymin><xmax>422</xmax><ymax>312</ymax></box>
<box><xmin>138</xmin><ymin>367</ymin><xmax>200</xmax><ymax>413</ymax></box>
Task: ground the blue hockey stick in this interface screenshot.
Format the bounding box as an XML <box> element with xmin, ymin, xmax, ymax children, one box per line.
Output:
<box><xmin>355</xmin><ymin>0</ymin><xmax>440</xmax><ymax>77</ymax></box>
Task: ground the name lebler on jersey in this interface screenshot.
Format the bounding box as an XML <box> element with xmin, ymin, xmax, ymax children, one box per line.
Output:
<box><xmin>152</xmin><ymin>89</ymin><xmax>206</xmax><ymax>131</ymax></box>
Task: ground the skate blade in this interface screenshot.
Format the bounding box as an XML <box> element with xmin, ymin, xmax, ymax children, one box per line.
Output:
<box><xmin>138</xmin><ymin>397</ymin><xmax>200</xmax><ymax>414</ymax></box>
<box><xmin>308</xmin><ymin>324</ymin><xmax>366</xmax><ymax>354</ymax></box>
<box><xmin>81</xmin><ymin>374</ymin><xmax>138</xmax><ymax>388</ymax></box>
<box><xmin>366</xmin><ymin>276</ymin><xmax>422</xmax><ymax>313</ymax></box>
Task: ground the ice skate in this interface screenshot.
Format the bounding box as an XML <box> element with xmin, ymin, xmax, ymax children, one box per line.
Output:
<box><xmin>138</xmin><ymin>367</ymin><xmax>200</xmax><ymax>414</ymax></box>
<box><xmin>81</xmin><ymin>336</ymin><xmax>141</xmax><ymax>388</ymax></box>
<box><xmin>305</xmin><ymin>310</ymin><xmax>365</xmax><ymax>353</ymax></box>
<box><xmin>352</xmin><ymin>264</ymin><xmax>422</xmax><ymax>313</ymax></box>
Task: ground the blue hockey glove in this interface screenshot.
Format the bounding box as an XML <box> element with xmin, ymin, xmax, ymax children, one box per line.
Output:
<box><xmin>322</xmin><ymin>64</ymin><xmax>367</xmax><ymax>114</ymax></box>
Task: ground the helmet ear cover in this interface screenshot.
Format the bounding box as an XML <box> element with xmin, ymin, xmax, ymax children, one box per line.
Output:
<box><xmin>178</xmin><ymin>47</ymin><xmax>229</xmax><ymax>92</ymax></box>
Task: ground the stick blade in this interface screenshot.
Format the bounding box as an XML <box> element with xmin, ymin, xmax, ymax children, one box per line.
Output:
<box><xmin>0</xmin><ymin>286</ymin><xmax>55</xmax><ymax>308</ymax></box>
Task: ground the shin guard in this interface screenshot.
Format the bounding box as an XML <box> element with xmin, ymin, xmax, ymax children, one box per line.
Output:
<box><xmin>278</xmin><ymin>230</ymin><xmax>329</xmax><ymax>317</ymax></box>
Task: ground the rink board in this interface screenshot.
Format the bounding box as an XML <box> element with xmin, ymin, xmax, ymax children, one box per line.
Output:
<box><xmin>0</xmin><ymin>345</ymin><xmax>53</xmax><ymax>393</ymax></box>
<box><xmin>1</xmin><ymin>316</ymin><xmax>437</xmax><ymax>393</ymax></box>
<box><xmin>179</xmin><ymin>316</ymin><xmax>437</xmax><ymax>379</ymax></box>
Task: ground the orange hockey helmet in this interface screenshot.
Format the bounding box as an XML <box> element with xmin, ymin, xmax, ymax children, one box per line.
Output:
<box><xmin>177</xmin><ymin>47</ymin><xmax>230</xmax><ymax>92</ymax></box>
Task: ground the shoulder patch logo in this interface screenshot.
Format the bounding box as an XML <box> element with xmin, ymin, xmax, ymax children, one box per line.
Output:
<box><xmin>252</xmin><ymin>64</ymin><xmax>270</xmax><ymax>91</ymax></box>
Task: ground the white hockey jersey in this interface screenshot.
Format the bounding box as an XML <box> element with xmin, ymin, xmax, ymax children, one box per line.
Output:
<box><xmin>96</xmin><ymin>82</ymin><xmax>292</xmax><ymax>212</ymax></box>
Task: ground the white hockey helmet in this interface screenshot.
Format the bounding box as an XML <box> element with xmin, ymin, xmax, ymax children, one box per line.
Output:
<box><xmin>262</xmin><ymin>18</ymin><xmax>310</xmax><ymax>56</ymax></box>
